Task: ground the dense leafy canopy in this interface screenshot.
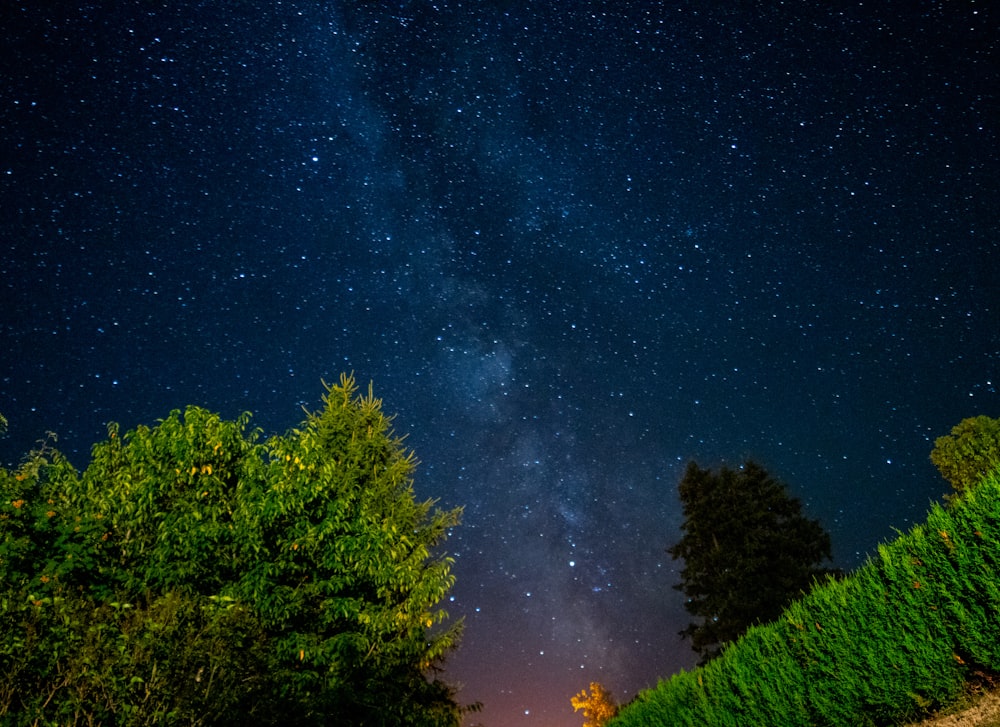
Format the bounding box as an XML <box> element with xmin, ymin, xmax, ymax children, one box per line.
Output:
<box><xmin>0</xmin><ymin>374</ymin><xmax>464</xmax><ymax>726</ymax></box>
<box><xmin>668</xmin><ymin>460</ymin><xmax>837</xmax><ymax>663</ymax></box>
<box><xmin>930</xmin><ymin>415</ymin><xmax>1000</xmax><ymax>499</ymax></box>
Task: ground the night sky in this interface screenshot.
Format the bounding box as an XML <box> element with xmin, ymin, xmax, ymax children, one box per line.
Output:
<box><xmin>2</xmin><ymin>2</ymin><xmax>998</xmax><ymax>725</ymax></box>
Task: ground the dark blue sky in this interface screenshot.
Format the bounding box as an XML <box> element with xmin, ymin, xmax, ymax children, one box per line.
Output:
<box><xmin>2</xmin><ymin>2</ymin><xmax>997</xmax><ymax>725</ymax></box>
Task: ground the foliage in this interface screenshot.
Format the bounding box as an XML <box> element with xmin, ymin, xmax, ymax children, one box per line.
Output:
<box><xmin>667</xmin><ymin>460</ymin><xmax>837</xmax><ymax>663</ymax></box>
<box><xmin>611</xmin><ymin>469</ymin><xmax>1000</xmax><ymax>727</ymax></box>
<box><xmin>930</xmin><ymin>415</ymin><xmax>1000</xmax><ymax>499</ymax></box>
<box><xmin>0</xmin><ymin>374</ymin><xmax>465</xmax><ymax>726</ymax></box>
<box><xmin>571</xmin><ymin>682</ymin><xmax>619</xmax><ymax>727</ymax></box>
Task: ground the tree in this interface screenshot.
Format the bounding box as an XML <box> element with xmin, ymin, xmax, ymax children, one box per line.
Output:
<box><xmin>930</xmin><ymin>415</ymin><xmax>1000</xmax><ymax>500</ymax></box>
<box><xmin>668</xmin><ymin>460</ymin><xmax>837</xmax><ymax>663</ymax></box>
<box><xmin>0</xmin><ymin>374</ymin><xmax>465</xmax><ymax>726</ymax></box>
<box><xmin>571</xmin><ymin>682</ymin><xmax>618</xmax><ymax>727</ymax></box>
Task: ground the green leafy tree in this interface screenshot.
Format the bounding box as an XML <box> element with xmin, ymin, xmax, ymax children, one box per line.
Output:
<box><xmin>668</xmin><ymin>460</ymin><xmax>837</xmax><ymax>664</ymax></box>
<box><xmin>930</xmin><ymin>415</ymin><xmax>1000</xmax><ymax>500</ymax></box>
<box><xmin>0</xmin><ymin>374</ymin><xmax>465</xmax><ymax>726</ymax></box>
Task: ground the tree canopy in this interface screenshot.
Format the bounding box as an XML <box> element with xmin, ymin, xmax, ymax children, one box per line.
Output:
<box><xmin>668</xmin><ymin>460</ymin><xmax>837</xmax><ymax>663</ymax></box>
<box><xmin>930</xmin><ymin>415</ymin><xmax>1000</xmax><ymax>500</ymax></box>
<box><xmin>0</xmin><ymin>374</ymin><xmax>465</xmax><ymax>726</ymax></box>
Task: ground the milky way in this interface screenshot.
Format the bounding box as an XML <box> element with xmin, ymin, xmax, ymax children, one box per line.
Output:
<box><xmin>1</xmin><ymin>3</ymin><xmax>998</xmax><ymax>725</ymax></box>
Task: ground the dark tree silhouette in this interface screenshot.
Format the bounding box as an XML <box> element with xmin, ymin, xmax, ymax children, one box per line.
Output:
<box><xmin>668</xmin><ymin>460</ymin><xmax>838</xmax><ymax>663</ymax></box>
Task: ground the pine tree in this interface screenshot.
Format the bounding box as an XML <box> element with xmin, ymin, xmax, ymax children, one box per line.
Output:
<box><xmin>668</xmin><ymin>459</ymin><xmax>837</xmax><ymax>663</ymax></box>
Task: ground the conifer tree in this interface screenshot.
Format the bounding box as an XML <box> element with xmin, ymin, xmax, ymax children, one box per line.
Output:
<box><xmin>668</xmin><ymin>460</ymin><xmax>836</xmax><ymax>663</ymax></box>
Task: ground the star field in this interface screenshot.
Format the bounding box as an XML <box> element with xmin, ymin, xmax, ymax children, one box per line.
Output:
<box><xmin>1</xmin><ymin>3</ymin><xmax>998</xmax><ymax>725</ymax></box>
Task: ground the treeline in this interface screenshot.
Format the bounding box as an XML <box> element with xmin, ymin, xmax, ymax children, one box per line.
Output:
<box><xmin>2</xmin><ymin>381</ymin><xmax>996</xmax><ymax>727</ymax></box>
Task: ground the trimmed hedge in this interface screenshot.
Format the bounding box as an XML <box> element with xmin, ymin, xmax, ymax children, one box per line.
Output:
<box><xmin>613</xmin><ymin>470</ymin><xmax>1000</xmax><ymax>727</ymax></box>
